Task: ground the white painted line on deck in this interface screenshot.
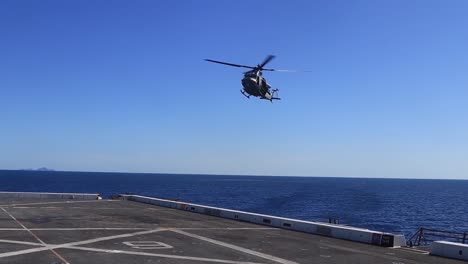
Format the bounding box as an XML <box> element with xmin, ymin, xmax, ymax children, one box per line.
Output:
<box><xmin>9</xmin><ymin>206</ymin><xmax>137</xmax><ymax>209</ymax></box>
<box><xmin>0</xmin><ymin>228</ymin><xmax>128</xmax><ymax>231</ymax></box>
<box><xmin>394</xmin><ymin>247</ymin><xmax>429</xmax><ymax>255</ymax></box>
<box><xmin>0</xmin><ymin>227</ymin><xmax>276</xmax><ymax>231</ymax></box>
<box><xmin>30</xmin><ymin>227</ymin><xmax>148</xmax><ymax>231</ymax></box>
<box><xmin>0</xmin><ymin>199</ymin><xmax>117</xmax><ymax>207</ymax></box>
<box><xmin>0</xmin><ymin>237</ymin><xmax>266</xmax><ymax>264</ymax></box>
<box><xmin>172</xmin><ymin>229</ymin><xmax>299</xmax><ymax>264</ymax></box>
<box><xmin>0</xmin><ymin>228</ymin><xmax>166</xmax><ymax>258</ymax></box>
<box><xmin>64</xmin><ymin>246</ymin><xmax>267</xmax><ymax>264</ymax></box>
<box><xmin>123</xmin><ymin>241</ymin><xmax>173</xmax><ymax>249</ymax></box>
<box><xmin>177</xmin><ymin>227</ymin><xmax>279</xmax><ymax>231</ymax></box>
<box><xmin>0</xmin><ymin>207</ymin><xmax>71</xmax><ymax>264</ymax></box>
<box><xmin>0</xmin><ymin>239</ymin><xmax>44</xmax><ymax>246</ymax></box>
<box><xmin>0</xmin><ymin>227</ymin><xmax>290</xmax><ymax>264</ymax></box>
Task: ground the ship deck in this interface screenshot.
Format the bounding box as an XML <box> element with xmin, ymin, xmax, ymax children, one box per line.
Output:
<box><xmin>0</xmin><ymin>197</ymin><xmax>464</xmax><ymax>264</ymax></box>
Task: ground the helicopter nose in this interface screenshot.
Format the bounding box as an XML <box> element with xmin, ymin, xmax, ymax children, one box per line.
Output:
<box><xmin>242</xmin><ymin>77</ymin><xmax>256</xmax><ymax>86</ymax></box>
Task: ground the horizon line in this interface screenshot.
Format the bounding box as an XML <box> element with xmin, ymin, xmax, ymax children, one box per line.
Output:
<box><xmin>1</xmin><ymin>168</ymin><xmax>467</xmax><ymax>181</ymax></box>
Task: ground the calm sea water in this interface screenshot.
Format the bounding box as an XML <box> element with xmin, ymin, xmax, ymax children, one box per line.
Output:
<box><xmin>1</xmin><ymin>170</ymin><xmax>467</xmax><ymax>236</ymax></box>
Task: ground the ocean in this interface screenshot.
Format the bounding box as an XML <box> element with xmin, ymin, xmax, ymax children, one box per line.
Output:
<box><xmin>1</xmin><ymin>170</ymin><xmax>467</xmax><ymax>237</ymax></box>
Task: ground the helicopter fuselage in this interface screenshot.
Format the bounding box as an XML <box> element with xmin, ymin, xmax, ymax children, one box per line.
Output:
<box><xmin>242</xmin><ymin>76</ymin><xmax>270</xmax><ymax>97</ymax></box>
<box><xmin>241</xmin><ymin>72</ymin><xmax>270</xmax><ymax>98</ymax></box>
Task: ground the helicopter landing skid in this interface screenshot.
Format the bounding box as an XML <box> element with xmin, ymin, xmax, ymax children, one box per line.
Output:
<box><xmin>240</xmin><ymin>90</ymin><xmax>250</xmax><ymax>99</ymax></box>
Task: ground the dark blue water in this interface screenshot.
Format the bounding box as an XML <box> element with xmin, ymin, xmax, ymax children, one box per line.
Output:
<box><xmin>1</xmin><ymin>170</ymin><xmax>467</xmax><ymax>237</ymax></box>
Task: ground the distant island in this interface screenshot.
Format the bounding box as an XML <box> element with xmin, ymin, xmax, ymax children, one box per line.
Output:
<box><xmin>21</xmin><ymin>167</ymin><xmax>55</xmax><ymax>171</ymax></box>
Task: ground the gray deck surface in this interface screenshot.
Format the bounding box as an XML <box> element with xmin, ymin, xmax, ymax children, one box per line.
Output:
<box><xmin>0</xmin><ymin>198</ymin><xmax>465</xmax><ymax>264</ymax></box>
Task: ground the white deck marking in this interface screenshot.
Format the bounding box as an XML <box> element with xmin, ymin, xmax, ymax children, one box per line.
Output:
<box><xmin>179</xmin><ymin>227</ymin><xmax>278</xmax><ymax>230</ymax></box>
<box><xmin>64</xmin><ymin>246</ymin><xmax>266</xmax><ymax>264</ymax></box>
<box><xmin>0</xmin><ymin>207</ymin><xmax>71</xmax><ymax>264</ymax></box>
<box><xmin>0</xmin><ymin>236</ymin><xmax>268</xmax><ymax>263</ymax></box>
<box><xmin>10</xmin><ymin>206</ymin><xmax>137</xmax><ymax>209</ymax></box>
<box><xmin>0</xmin><ymin>238</ymin><xmax>264</xmax><ymax>264</ymax></box>
<box><xmin>172</xmin><ymin>229</ymin><xmax>299</xmax><ymax>264</ymax></box>
<box><xmin>29</xmin><ymin>227</ymin><xmax>148</xmax><ymax>231</ymax></box>
<box><xmin>0</xmin><ymin>227</ymin><xmax>276</xmax><ymax>231</ymax></box>
<box><xmin>123</xmin><ymin>241</ymin><xmax>173</xmax><ymax>249</ymax></box>
<box><xmin>0</xmin><ymin>228</ymin><xmax>166</xmax><ymax>258</ymax></box>
<box><xmin>0</xmin><ymin>199</ymin><xmax>117</xmax><ymax>207</ymax></box>
<box><xmin>0</xmin><ymin>239</ymin><xmax>43</xmax><ymax>246</ymax></box>
<box><xmin>394</xmin><ymin>247</ymin><xmax>429</xmax><ymax>255</ymax></box>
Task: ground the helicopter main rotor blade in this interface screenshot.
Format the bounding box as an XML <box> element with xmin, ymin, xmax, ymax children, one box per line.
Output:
<box><xmin>263</xmin><ymin>68</ymin><xmax>294</xmax><ymax>72</ymax></box>
<box><xmin>259</xmin><ymin>55</ymin><xmax>275</xmax><ymax>69</ymax></box>
<box><xmin>262</xmin><ymin>68</ymin><xmax>312</xmax><ymax>72</ymax></box>
<box><xmin>205</xmin><ymin>59</ymin><xmax>256</xmax><ymax>69</ymax></box>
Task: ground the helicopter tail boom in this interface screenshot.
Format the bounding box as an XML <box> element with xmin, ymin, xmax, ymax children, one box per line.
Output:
<box><xmin>270</xmin><ymin>89</ymin><xmax>280</xmax><ymax>100</ymax></box>
<box><xmin>261</xmin><ymin>89</ymin><xmax>281</xmax><ymax>101</ymax></box>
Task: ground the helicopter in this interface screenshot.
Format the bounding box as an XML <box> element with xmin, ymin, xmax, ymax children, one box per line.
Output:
<box><xmin>205</xmin><ymin>55</ymin><xmax>291</xmax><ymax>102</ymax></box>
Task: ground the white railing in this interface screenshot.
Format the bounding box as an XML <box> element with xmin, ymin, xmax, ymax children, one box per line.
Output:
<box><xmin>122</xmin><ymin>194</ymin><xmax>406</xmax><ymax>248</ymax></box>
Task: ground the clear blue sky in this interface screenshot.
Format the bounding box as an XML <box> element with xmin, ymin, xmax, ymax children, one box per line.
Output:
<box><xmin>1</xmin><ymin>0</ymin><xmax>467</xmax><ymax>179</ymax></box>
